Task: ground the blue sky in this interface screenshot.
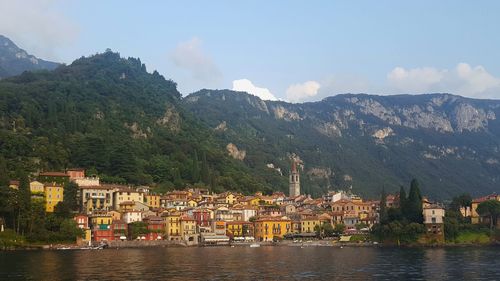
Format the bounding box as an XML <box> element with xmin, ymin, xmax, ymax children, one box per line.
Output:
<box><xmin>1</xmin><ymin>1</ymin><xmax>499</xmax><ymax>101</ymax></box>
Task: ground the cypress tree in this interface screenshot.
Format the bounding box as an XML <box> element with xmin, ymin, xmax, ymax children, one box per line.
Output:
<box><xmin>191</xmin><ymin>150</ymin><xmax>200</xmax><ymax>183</ymax></box>
<box><xmin>0</xmin><ymin>156</ymin><xmax>9</xmax><ymax>187</ymax></box>
<box><xmin>379</xmin><ymin>187</ymin><xmax>388</xmax><ymax>225</ymax></box>
<box><xmin>201</xmin><ymin>151</ymin><xmax>210</xmax><ymax>185</ymax></box>
<box><xmin>17</xmin><ymin>172</ymin><xmax>31</xmax><ymax>235</ymax></box>
<box><xmin>399</xmin><ymin>185</ymin><xmax>407</xmax><ymax>220</ymax></box>
<box><xmin>407</xmin><ymin>179</ymin><xmax>423</xmax><ymax>223</ymax></box>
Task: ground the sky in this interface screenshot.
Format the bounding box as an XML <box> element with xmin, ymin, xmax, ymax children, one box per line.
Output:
<box><xmin>1</xmin><ymin>0</ymin><xmax>500</xmax><ymax>102</ymax></box>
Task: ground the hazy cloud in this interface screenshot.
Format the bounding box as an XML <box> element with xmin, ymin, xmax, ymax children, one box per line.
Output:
<box><xmin>387</xmin><ymin>67</ymin><xmax>445</xmax><ymax>93</ymax></box>
<box><xmin>387</xmin><ymin>63</ymin><xmax>500</xmax><ymax>98</ymax></box>
<box><xmin>0</xmin><ymin>0</ymin><xmax>79</xmax><ymax>61</ymax></box>
<box><xmin>232</xmin><ymin>79</ymin><xmax>278</xmax><ymax>101</ymax></box>
<box><xmin>285</xmin><ymin>81</ymin><xmax>321</xmax><ymax>102</ymax></box>
<box><xmin>170</xmin><ymin>37</ymin><xmax>222</xmax><ymax>87</ymax></box>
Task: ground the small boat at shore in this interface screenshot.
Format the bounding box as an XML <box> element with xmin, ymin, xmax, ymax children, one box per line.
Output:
<box><xmin>249</xmin><ymin>243</ymin><xmax>260</xmax><ymax>248</ymax></box>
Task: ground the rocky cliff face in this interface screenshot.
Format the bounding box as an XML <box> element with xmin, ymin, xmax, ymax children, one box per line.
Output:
<box><xmin>183</xmin><ymin>90</ymin><xmax>500</xmax><ymax>199</ymax></box>
<box><xmin>0</xmin><ymin>35</ymin><xmax>59</xmax><ymax>79</ymax></box>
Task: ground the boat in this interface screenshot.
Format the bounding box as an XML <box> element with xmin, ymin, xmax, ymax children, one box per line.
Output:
<box><xmin>249</xmin><ymin>243</ymin><xmax>260</xmax><ymax>248</ymax></box>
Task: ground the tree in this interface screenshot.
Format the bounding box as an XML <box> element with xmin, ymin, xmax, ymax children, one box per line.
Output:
<box><xmin>387</xmin><ymin>207</ymin><xmax>403</xmax><ymax>222</ymax></box>
<box><xmin>322</xmin><ymin>223</ymin><xmax>335</xmax><ymax>237</ymax></box>
<box><xmin>334</xmin><ymin>223</ymin><xmax>345</xmax><ymax>234</ymax></box>
<box><xmin>476</xmin><ymin>200</ymin><xmax>500</xmax><ymax>230</ymax></box>
<box><xmin>63</xmin><ymin>181</ymin><xmax>79</xmax><ymax>212</ymax></box>
<box><xmin>399</xmin><ymin>185</ymin><xmax>407</xmax><ymax>220</ymax></box>
<box><xmin>355</xmin><ymin>222</ymin><xmax>368</xmax><ymax>230</ymax></box>
<box><xmin>16</xmin><ymin>172</ymin><xmax>31</xmax><ymax>235</ymax></box>
<box><xmin>379</xmin><ymin>188</ymin><xmax>388</xmax><ymax>225</ymax></box>
<box><xmin>450</xmin><ymin>193</ymin><xmax>472</xmax><ymax>212</ymax></box>
<box><xmin>59</xmin><ymin>219</ymin><xmax>84</xmax><ymax>242</ymax></box>
<box><xmin>54</xmin><ymin>201</ymin><xmax>72</xmax><ymax>219</ymax></box>
<box><xmin>406</xmin><ymin>179</ymin><xmax>423</xmax><ymax>224</ymax></box>
<box><xmin>191</xmin><ymin>150</ymin><xmax>200</xmax><ymax>183</ymax></box>
<box><xmin>444</xmin><ymin>216</ymin><xmax>459</xmax><ymax>242</ymax></box>
<box><xmin>0</xmin><ymin>156</ymin><xmax>9</xmax><ymax>187</ymax></box>
<box><xmin>201</xmin><ymin>151</ymin><xmax>210</xmax><ymax>185</ymax></box>
<box><xmin>129</xmin><ymin>221</ymin><xmax>148</xmax><ymax>239</ymax></box>
<box><xmin>314</xmin><ymin>224</ymin><xmax>321</xmax><ymax>238</ymax></box>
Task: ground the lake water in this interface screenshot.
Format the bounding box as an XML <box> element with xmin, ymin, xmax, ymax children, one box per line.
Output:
<box><xmin>1</xmin><ymin>246</ymin><xmax>499</xmax><ymax>280</ymax></box>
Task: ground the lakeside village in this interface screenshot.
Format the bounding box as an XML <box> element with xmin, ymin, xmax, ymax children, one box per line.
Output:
<box><xmin>1</xmin><ymin>160</ymin><xmax>500</xmax><ymax>249</ymax></box>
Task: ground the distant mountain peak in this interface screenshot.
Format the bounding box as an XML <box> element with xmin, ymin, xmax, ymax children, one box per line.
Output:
<box><xmin>0</xmin><ymin>34</ymin><xmax>59</xmax><ymax>79</ymax></box>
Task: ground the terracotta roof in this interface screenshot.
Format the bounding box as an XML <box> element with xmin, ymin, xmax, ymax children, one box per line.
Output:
<box><xmin>472</xmin><ymin>194</ymin><xmax>499</xmax><ymax>203</ymax></box>
<box><xmin>67</xmin><ymin>168</ymin><xmax>85</xmax><ymax>172</ymax></box>
<box><xmin>180</xmin><ymin>215</ymin><xmax>195</xmax><ymax>221</ymax></box>
<box><xmin>79</xmin><ymin>185</ymin><xmax>116</xmax><ymax>190</ymax></box>
<box><xmin>39</xmin><ymin>172</ymin><xmax>69</xmax><ymax>177</ymax></box>
<box><xmin>226</xmin><ymin>221</ymin><xmax>252</xmax><ymax>225</ymax></box>
<box><xmin>255</xmin><ymin>216</ymin><xmax>291</xmax><ymax>222</ymax></box>
<box><xmin>119</xmin><ymin>201</ymin><xmax>135</xmax><ymax>205</ymax></box>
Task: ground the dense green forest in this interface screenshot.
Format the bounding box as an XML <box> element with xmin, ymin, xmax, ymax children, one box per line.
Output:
<box><xmin>0</xmin><ymin>51</ymin><xmax>286</xmax><ymax>195</ymax></box>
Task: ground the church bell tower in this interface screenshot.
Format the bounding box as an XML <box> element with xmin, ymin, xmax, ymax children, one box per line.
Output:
<box><xmin>289</xmin><ymin>159</ymin><xmax>300</xmax><ymax>197</ymax></box>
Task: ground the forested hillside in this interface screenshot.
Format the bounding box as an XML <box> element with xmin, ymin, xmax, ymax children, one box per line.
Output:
<box><xmin>184</xmin><ymin>89</ymin><xmax>500</xmax><ymax>199</ymax></box>
<box><xmin>0</xmin><ymin>51</ymin><xmax>283</xmax><ymax>195</ymax></box>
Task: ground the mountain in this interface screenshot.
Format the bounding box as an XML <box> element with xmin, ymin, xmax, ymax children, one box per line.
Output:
<box><xmin>1</xmin><ymin>40</ymin><xmax>498</xmax><ymax>200</ymax></box>
<box><xmin>0</xmin><ymin>51</ymin><xmax>280</xmax><ymax>195</ymax></box>
<box><xmin>183</xmin><ymin>90</ymin><xmax>500</xmax><ymax>199</ymax></box>
<box><xmin>0</xmin><ymin>35</ymin><xmax>59</xmax><ymax>79</ymax></box>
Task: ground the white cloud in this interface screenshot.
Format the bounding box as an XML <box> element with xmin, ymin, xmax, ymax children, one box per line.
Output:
<box><xmin>285</xmin><ymin>81</ymin><xmax>321</xmax><ymax>102</ymax></box>
<box><xmin>0</xmin><ymin>0</ymin><xmax>79</xmax><ymax>61</ymax></box>
<box><xmin>170</xmin><ymin>37</ymin><xmax>222</xmax><ymax>87</ymax></box>
<box><xmin>232</xmin><ymin>79</ymin><xmax>278</xmax><ymax>101</ymax></box>
<box><xmin>387</xmin><ymin>63</ymin><xmax>500</xmax><ymax>98</ymax></box>
<box><xmin>387</xmin><ymin>67</ymin><xmax>445</xmax><ymax>93</ymax></box>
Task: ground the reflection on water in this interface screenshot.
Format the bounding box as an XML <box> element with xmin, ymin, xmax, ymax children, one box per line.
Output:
<box><xmin>1</xmin><ymin>246</ymin><xmax>499</xmax><ymax>280</ymax></box>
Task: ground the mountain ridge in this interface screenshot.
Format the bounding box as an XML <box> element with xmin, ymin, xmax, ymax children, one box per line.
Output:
<box><xmin>0</xmin><ymin>34</ymin><xmax>498</xmax><ymax>200</ymax></box>
<box><xmin>0</xmin><ymin>35</ymin><xmax>60</xmax><ymax>79</ymax></box>
<box><xmin>183</xmin><ymin>89</ymin><xmax>500</xmax><ymax>199</ymax></box>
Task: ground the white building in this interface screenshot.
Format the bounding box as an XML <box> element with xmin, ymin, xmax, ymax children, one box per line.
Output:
<box><xmin>123</xmin><ymin>211</ymin><xmax>143</xmax><ymax>224</ymax></box>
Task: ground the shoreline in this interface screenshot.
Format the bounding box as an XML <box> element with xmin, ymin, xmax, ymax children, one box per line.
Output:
<box><xmin>3</xmin><ymin>240</ymin><xmax>499</xmax><ymax>251</ymax></box>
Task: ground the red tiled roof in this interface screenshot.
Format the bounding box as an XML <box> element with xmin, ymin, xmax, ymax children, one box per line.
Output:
<box><xmin>472</xmin><ymin>194</ymin><xmax>499</xmax><ymax>203</ymax></box>
<box><xmin>39</xmin><ymin>172</ymin><xmax>69</xmax><ymax>177</ymax></box>
<box><xmin>67</xmin><ymin>168</ymin><xmax>85</xmax><ymax>172</ymax></box>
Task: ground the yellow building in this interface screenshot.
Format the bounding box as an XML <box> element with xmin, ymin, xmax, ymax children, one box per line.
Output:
<box><xmin>108</xmin><ymin>210</ymin><xmax>122</xmax><ymax>221</ymax></box>
<box><xmin>259</xmin><ymin>196</ymin><xmax>274</xmax><ymax>205</ymax></box>
<box><xmin>225</xmin><ymin>193</ymin><xmax>237</xmax><ymax>205</ymax></box>
<box><xmin>29</xmin><ymin>181</ymin><xmax>45</xmax><ymax>201</ymax></box>
<box><xmin>239</xmin><ymin>196</ymin><xmax>261</xmax><ymax>207</ymax></box>
<box><xmin>144</xmin><ymin>194</ymin><xmax>161</xmax><ymax>209</ymax></box>
<box><xmin>187</xmin><ymin>199</ymin><xmax>198</xmax><ymax>208</ymax></box>
<box><xmin>44</xmin><ymin>183</ymin><xmax>64</xmax><ymax>212</ymax></box>
<box><xmin>80</xmin><ymin>185</ymin><xmax>117</xmax><ymax>214</ymax></box>
<box><xmin>254</xmin><ymin>216</ymin><xmax>291</xmax><ymax>241</ymax></box>
<box><xmin>113</xmin><ymin>189</ymin><xmax>144</xmax><ymax>210</ymax></box>
<box><xmin>301</xmin><ymin>216</ymin><xmax>320</xmax><ymax>233</ymax></box>
<box><xmin>226</xmin><ymin>221</ymin><xmax>253</xmax><ymax>237</ymax></box>
<box><xmin>162</xmin><ymin>211</ymin><xmax>181</xmax><ymax>240</ymax></box>
<box><xmin>30</xmin><ymin>181</ymin><xmax>45</xmax><ymax>193</ymax></box>
<box><xmin>180</xmin><ymin>217</ymin><xmax>196</xmax><ymax>234</ymax></box>
<box><xmin>91</xmin><ymin>214</ymin><xmax>113</xmax><ymax>226</ymax></box>
<box><xmin>471</xmin><ymin>194</ymin><xmax>500</xmax><ymax>224</ymax></box>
